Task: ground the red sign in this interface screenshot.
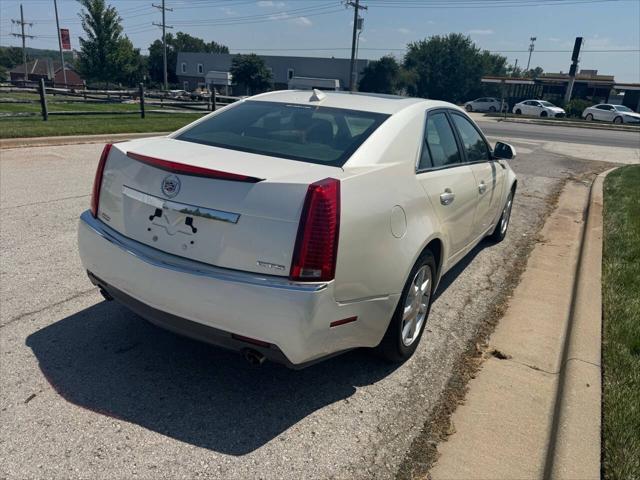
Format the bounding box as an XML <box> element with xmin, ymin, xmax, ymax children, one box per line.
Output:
<box><xmin>60</xmin><ymin>29</ymin><xmax>71</xmax><ymax>50</ymax></box>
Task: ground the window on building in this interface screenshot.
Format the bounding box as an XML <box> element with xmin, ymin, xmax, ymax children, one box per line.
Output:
<box><xmin>197</xmin><ymin>63</ymin><xmax>204</xmax><ymax>74</ymax></box>
<box><xmin>181</xmin><ymin>62</ymin><xmax>186</xmax><ymax>73</ymax></box>
<box><xmin>287</xmin><ymin>68</ymin><xmax>295</xmax><ymax>80</ymax></box>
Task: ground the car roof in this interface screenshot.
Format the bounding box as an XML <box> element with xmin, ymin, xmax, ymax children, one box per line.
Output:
<box><xmin>249</xmin><ymin>89</ymin><xmax>442</xmax><ymax>115</ymax></box>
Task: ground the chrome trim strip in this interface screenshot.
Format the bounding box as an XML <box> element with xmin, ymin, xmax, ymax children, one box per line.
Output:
<box><xmin>123</xmin><ymin>186</ymin><xmax>240</xmax><ymax>224</ymax></box>
<box><xmin>80</xmin><ymin>210</ymin><xmax>327</xmax><ymax>292</ymax></box>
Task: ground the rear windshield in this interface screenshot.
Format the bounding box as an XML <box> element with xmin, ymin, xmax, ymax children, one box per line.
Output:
<box><xmin>176</xmin><ymin>100</ymin><xmax>389</xmax><ymax>167</ymax></box>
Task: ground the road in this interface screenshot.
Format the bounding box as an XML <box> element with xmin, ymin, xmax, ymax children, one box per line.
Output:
<box><xmin>0</xmin><ymin>132</ymin><xmax>635</xmax><ymax>479</ymax></box>
<box><xmin>477</xmin><ymin>119</ymin><xmax>640</xmax><ymax>149</ymax></box>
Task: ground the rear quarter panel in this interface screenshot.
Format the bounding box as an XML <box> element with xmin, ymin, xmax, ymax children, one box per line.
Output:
<box><xmin>334</xmin><ymin>106</ymin><xmax>443</xmax><ymax>303</ymax></box>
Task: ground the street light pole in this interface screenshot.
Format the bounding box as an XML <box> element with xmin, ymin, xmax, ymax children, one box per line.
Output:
<box><xmin>347</xmin><ymin>0</ymin><xmax>367</xmax><ymax>91</ymax></box>
<box><xmin>526</xmin><ymin>36</ymin><xmax>537</xmax><ymax>71</ymax></box>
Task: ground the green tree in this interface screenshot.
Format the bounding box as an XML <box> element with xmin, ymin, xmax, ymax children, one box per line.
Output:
<box><xmin>76</xmin><ymin>0</ymin><xmax>142</xmax><ymax>86</ymax></box>
<box><xmin>0</xmin><ymin>46</ymin><xmax>23</xmax><ymax>69</ymax></box>
<box><xmin>148</xmin><ymin>32</ymin><xmax>229</xmax><ymax>85</ymax></box>
<box><xmin>403</xmin><ymin>33</ymin><xmax>508</xmax><ymax>103</ymax></box>
<box><xmin>230</xmin><ymin>54</ymin><xmax>272</xmax><ymax>95</ymax></box>
<box><xmin>358</xmin><ymin>55</ymin><xmax>402</xmax><ymax>94</ymax></box>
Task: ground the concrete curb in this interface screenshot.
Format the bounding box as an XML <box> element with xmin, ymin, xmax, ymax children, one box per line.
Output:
<box><xmin>429</xmin><ymin>172</ymin><xmax>612</xmax><ymax>480</ymax></box>
<box><xmin>0</xmin><ymin>132</ymin><xmax>170</xmax><ymax>149</ymax></box>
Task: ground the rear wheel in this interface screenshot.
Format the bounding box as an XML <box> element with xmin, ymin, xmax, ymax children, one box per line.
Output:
<box><xmin>489</xmin><ymin>191</ymin><xmax>514</xmax><ymax>243</ymax></box>
<box><xmin>540</xmin><ymin>111</ymin><xmax>548</xmax><ymax>118</ymax></box>
<box><xmin>489</xmin><ymin>106</ymin><xmax>496</xmax><ymax>112</ymax></box>
<box><xmin>585</xmin><ymin>113</ymin><xmax>594</xmax><ymax>121</ymax></box>
<box><xmin>377</xmin><ymin>251</ymin><xmax>436</xmax><ymax>362</ymax></box>
<box><xmin>466</xmin><ymin>104</ymin><xmax>473</xmax><ymax>112</ymax></box>
<box><xmin>613</xmin><ymin>116</ymin><xmax>623</xmax><ymax>124</ymax></box>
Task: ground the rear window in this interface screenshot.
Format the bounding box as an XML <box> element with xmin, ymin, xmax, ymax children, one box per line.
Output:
<box><xmin>176</xmin><ymin>101</ymin><xmax>389</xmax><ymax>167</ymax></box>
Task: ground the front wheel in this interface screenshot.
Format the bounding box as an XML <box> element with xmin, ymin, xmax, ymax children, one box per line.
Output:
<box><xmin>515</xmin><ymin>109</ymin><xmax>522</xmax><ymax>115</ymax></box>
<box><xmin>377</xmin><ymin>251</ymin><xmax>436</xmax><ymax>362</ymax></box>
<box><xmin>540</xmin><ymin>111</ymin><xmax>548</xmax><ymax>118</ymax></box>
<box><xmin>489</xmin><ymin>191</ymin><xmax>514</xmax><ymax>243</ymax></box>
<box><xmin>613</xmin><ymin>116</ymin><xmax>623</xmax><ymax>124</ymax></box>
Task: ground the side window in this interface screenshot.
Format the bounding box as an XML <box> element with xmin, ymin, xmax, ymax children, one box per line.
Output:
<box><xmin>418</xmin><ymin>112</ymin><xmax>462</xmax><ymax>170</ymax></box>
<box><xmin>450</xmin><ymin>113</ymin><xmax>491</xmax><ymax>163</ymax></box>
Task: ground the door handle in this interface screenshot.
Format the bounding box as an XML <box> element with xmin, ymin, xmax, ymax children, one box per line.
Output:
<box><xmin>440</xmin><ymin>188</ymin><xmax>455</xmax><ymax>206</ymax></box>
<box><xmin>478</xmin><ymin>181</ymin><xmax>487</xmax><ymax>194</ymax></box>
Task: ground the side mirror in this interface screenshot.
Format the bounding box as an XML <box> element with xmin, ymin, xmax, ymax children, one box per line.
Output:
<box><xmin>494</xmin><ymin>141</ymin><xmax>516</xmax><ymax>160</ymax></box>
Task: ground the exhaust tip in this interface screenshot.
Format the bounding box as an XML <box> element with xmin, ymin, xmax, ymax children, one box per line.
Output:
<box><xmin>242</xmin><ymin>348</ymin><xmax>266</xmax><ymax>367</ymax></box>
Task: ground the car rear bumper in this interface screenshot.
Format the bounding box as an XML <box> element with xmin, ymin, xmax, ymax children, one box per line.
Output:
<box><xmin>77</xmin><ymin>210</ymin><xmax>398</xmax><ymax>367</ymax></box>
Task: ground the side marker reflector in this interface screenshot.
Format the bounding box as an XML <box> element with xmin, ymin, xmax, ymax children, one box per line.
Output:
<box><xmin>330</xmin><ymin>316</ymin><xmax>358</xmax><ymax>328</ymax></box>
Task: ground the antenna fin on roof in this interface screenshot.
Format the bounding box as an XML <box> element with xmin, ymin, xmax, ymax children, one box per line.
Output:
<box><xmin>309</xmin><ymin>88</ymin><xmax>327</xmax><ymax>102</ymax></box>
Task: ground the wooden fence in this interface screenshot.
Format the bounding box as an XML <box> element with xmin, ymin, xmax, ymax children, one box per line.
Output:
<box><xmin>0</xmin><ymin>81</ymin><xmax>240</xmax><ymax>121</ymax></box>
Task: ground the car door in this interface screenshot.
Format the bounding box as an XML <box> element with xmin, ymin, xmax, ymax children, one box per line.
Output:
<box><xmin>602</xmin><ymin>105</ymin><xmax>616</xmax><ymax>121</ymax></box>
<box><xmin>450</xmin><ymin>111</ymin><xmax>505</xmax><ymax>239</ymax></box>
<box><xmin>415</xmin><ymin>110</ymin><xmax>478</xmax><ymax>258</ymax></box>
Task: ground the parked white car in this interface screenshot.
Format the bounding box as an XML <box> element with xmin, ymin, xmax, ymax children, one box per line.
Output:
<box><xmin>512</xmin><ymin>99</ymin><xmax>566</xmax><ymax>118</ymax></box>
<box><xmin>78</xmin><ymin>90</ymin><xmax>517</xmax><ymax>368</ymax></box>
<box><xmin>464</xmin><ymin>97</ymin><xmax>505</xmax><ymax>113</ymax></box>
<box><xmin>582</xmin><ymin>104</ymin><xmax>640</xmax><ymax>124</ymax></box>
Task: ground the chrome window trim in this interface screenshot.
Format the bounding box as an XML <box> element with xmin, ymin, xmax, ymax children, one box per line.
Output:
<box><xmin>80</xmin><ymin>210</ymin><xmax>327</xmax><ymax>292</ymax></box>
<box><xmin>414</xmin><ymin>108</ymin><xmax>493</xmax><ymax>175</ymax></box>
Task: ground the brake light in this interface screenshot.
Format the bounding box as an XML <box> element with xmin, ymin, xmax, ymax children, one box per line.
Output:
<box><xmin>90</xmin><ymin>143</ymin><xmax>112</xmax><ymax>218</ymax></box>
<box><xmin>290</xmin><ymin>178</ymin><xmax>340</xmax><ymax>282</ymax></box>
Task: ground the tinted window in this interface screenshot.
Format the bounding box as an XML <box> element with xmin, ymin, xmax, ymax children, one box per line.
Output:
<box><xmin>177</xmin><ymin>101</ymin><xmax>389</xmax><ymax>167</ymax></box>
<box><xmin>451</xmin><ymin>113</ymin><xmax>490</xmax><ymax>163</ymax></box>
<box><xmin>419</xmin><ymin>112</ymin><xmax>461</xmax><ymax>169</ymax></box>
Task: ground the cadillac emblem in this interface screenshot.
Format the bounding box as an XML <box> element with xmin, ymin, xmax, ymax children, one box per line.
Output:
<box><xmin>161</xmin><ymin>174</ymin><xmax>181</xmax><ymax>198</ymax></box>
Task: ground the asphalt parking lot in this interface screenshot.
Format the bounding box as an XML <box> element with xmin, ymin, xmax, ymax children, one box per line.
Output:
<box><xmin>0</xmin><ymin>135</ymin><xmax>631</xmax><ymax>479</ymax></box>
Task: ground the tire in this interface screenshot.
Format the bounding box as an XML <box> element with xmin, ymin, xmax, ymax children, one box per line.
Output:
<box><xmin>540</xmin><ymin>111</ymin><xmax>548</xmax><ymax>118</ymax></box>
<box><xmin>613</xmin><ymin>116</ymin><xmax>623</xmax><ymax>124</ymax></box>
<box><xmin>585</xmin><ymin>113</ymin><xmax>593</xmax><ymax>121</ymax></box>
<box><xmin>515</xmin><ymin>109</ymin><xmax>522</xmax><ymax>115</ymax></box>
<box><xmin>489</xmin><ymin>190</ymin><xmax>514</xmax><ymax>243</ymax></box>
<box><xmin>489</xmin><ymin>106</ymin><xmax>496</xmax><ymax>112</ymax></box>
<box><xmin>377</xmin><ymin>251</ymin><xmax>436</xmax><ymax>362</ymax></box>
<box><xmin>465</xmin><ymin>104</ymin><xmax>473</xmax><ymax>112</ymax></box>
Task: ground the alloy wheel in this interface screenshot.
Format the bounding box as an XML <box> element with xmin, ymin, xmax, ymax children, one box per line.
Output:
<box><xmin>501</xmin><ymin>193</ymin><xmax>513</xmax><ymax>235</ymax></box>
<box><xmin>401</xmin><ymin>265</ymin><xmax>432</xmax><ymax>347</ymax></box>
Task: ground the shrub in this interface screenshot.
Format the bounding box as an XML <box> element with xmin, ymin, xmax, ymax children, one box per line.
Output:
<box><xmin>564</xmin><ymin>98</ymin><xmax>593</xmax><ymax>118</ymax></box>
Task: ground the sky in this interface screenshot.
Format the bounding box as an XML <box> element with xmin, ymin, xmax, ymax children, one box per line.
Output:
<box><xmin>1</xmin><ymin>0</ymin><xmax>639</xmax><ymax>82</ymax></box>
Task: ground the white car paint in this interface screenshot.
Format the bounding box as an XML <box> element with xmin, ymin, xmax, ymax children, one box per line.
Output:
<box><xmin>512</xmin><ymin>99</ymin><xmax>566</xmax><ymax>118</ymax></box>
<box><xmin>78</xmin><ymin>90</ymin><xmax>517</xmax><ymax>367</ymax></box>
<box><xmin>464</xmin><ymin>97</ymin><xmax>505</xmax><ymax>113</ymax></box>
<box><xmin>582</xmin><ymin>103</ymin><xmax>640</xmax><ymax>124</ymax></box>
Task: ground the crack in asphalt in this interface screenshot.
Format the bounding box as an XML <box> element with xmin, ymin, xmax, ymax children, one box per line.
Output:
<box><xmin>0</xmin><ymin>288</ymin><xmax>97</xmax><ymax>329</ymax></box>
<box><xmin>0</xmin><ymin>194</ymin><xmax>90</xmax><ymax>211</ymax></box>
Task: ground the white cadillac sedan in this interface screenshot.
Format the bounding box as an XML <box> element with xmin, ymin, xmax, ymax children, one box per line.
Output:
<box><xmin>512</xmin><ymin>99</ymin><xmax>566</xmax><ymax>118</ymax></box>
<box><xmin>582</xmin><ymin>103</ymin><xmax>640</xmax><ymax>124</ymax></box>
<box><xmin>78</xmin><ymin>90</ymin><xmax>517</xmax><ymax>368</ymax></box>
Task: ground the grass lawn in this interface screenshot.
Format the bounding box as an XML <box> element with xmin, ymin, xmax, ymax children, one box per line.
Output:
<box><xmin>602</xmin><ymin>165</ymin><xmax>640</xmax><ymax>480</ymax></box>
<box><xmin>0</xmin><ymin>112</ymin><xmax>205</xmax><ymax>138</ymax></box>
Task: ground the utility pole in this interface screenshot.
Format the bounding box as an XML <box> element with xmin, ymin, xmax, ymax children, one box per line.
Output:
<box><xmin>11</xmin><ymin>4</ymin><xmax>35</xmax><ymax>83</ymax></box>
<box><xmin>53</xmin><ymin>0</ymin><xmax>67</xmax><ymax>86</ymax></box>
<box><xmin>564</xmin><ymin>37</ymin><xmax>583</xmax><ymax>103</ymax></box>
<box><xmin>526</xmin><ymin>36</ymin><xmax>537</xmax><ymax>71</ymax></box>
<box><xmin>153</xmin><ymin>0</ymin><xmax>173</xmax><ymax>91</ymax></box>
<box><xmin>346</xmin><ymin>0</ymin><xmax>367</xmax><ymax>91</ymax></box>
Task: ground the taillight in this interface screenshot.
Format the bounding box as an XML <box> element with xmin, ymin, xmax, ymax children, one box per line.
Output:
<box><xmin>90</xmin><ymin>143</ymin><xmax>112</xmax><ymax>218</ymax></box>
<box><xmin>290</xmin><ymin>178</ymin><xmax>340</xmax><ymax>282</ymax></box>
